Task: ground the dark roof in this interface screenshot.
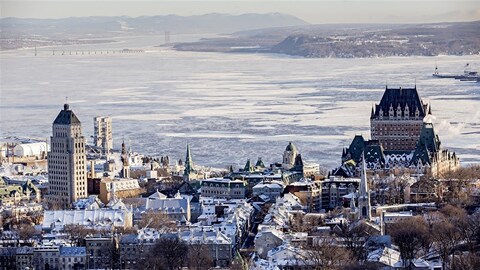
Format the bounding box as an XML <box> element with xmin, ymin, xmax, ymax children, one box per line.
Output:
<box><xmin>290</xmin><ymin>154</ymin><xmax>304</xmax><ymax>173</ymax></box>
<box><xmin>285</xmin><ymin>142</ymin><xmax>297</xmax><ymax>152</ymax></box>
<box><xmin>255</xmin><ymin>158</ymin><xmax>265</xmax><ymax>168</ymax></box>
<box><xmin>410</xmin><ymin>123</ymin><xmax>441</xmax><ymax>166</ymax></box>
<box><xmin>53</xmin><ymin>104</ymin><xmax>81</xmax><ymax>125</ymax></box>
<box><xmin>364</xmin><ymin>140</ymin><xmax>385</xmax><ymax>165</ymax></box>
<box><xmin>372</xmin><ymin>87</ymin><xmax>428</xmax><ymax>119</ymax></box>
<box><xmin>343</xmin><ymin>135</ymin><xmax>366</xmax><ymax>163</ymax></box>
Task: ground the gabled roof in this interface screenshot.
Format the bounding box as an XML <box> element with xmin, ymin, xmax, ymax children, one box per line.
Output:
<box><xmin>53</xmin><ymin>104</ymin><xmax>81</xmax><ymax>125</ymax></box>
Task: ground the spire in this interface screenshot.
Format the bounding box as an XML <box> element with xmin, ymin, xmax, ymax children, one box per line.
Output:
<box><xmin>358</xmin><ymin>153</ymin><xmax>372</xmax><ymax>220</ymax></box>
<box><xmin>183</xmin><ymin>144</ymin><xmax>194</xmax><ymax>177</ymax></box>
<box><xmin>185</xmin><ymin>144</ymin><xmax>192</xmax><ymax>164</ymax></box>
<box><xmin>121</xmin><ymin>140</ymin><xmax>126</xmax><ymax>155</ymax></box>
<box><xmin>360</xmin><ymin>154</ymin><xmax>369</xmax><ymax>197</ymax></box>
<box><xmin>428</xmin><ymin>105</ymin><xmax>432</xmax><ymax>115</ymax></box>
<box><xmin>370</xmin><ymin>106</ymin><xmax>375</xmax><ymax>118</ymax></box>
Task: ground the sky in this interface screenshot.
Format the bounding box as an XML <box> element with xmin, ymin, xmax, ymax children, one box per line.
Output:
<box><xmin>1</xmin><ymin>0</ymin><xmax>480</xmax><ymax>24</ymax></box>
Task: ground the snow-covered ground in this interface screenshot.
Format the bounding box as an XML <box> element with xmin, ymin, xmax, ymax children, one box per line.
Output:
<box><xmin>1</xmin><ymin>35</ymin><xmax>479</xmax><ymax>169</ymax></box>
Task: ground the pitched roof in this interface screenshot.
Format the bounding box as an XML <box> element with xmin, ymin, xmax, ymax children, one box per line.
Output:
<box><xmin>53</xmin><ymin>104</ymin><xmax>81</xmax><ymax>125</ymax></box>
<box><xmin>410</xmin><ymin>123</ymin><xmax>441</xmax><ymax>166</ymax></box>
<box><xmin>372</xmin><ymin>87</ymin><xmax>428</xmax><ymax>118</ymax></box>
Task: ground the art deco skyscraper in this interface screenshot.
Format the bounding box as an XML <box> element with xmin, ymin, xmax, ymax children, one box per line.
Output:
<box><xmin>47</xmin><ymin>104</ymin><xmax>87</xmax><ymax>208</ymax></box>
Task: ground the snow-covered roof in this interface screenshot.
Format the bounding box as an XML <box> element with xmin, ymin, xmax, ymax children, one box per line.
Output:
<box><xmin>43</xmin><ymin>209</ymin><xmax>132</xmax><ymax>230</ymax></box>
<box><xmin>13</xmin><ymin>142</ymin><xmax>49</xmax><ymax>157</ymax></box>
<box><xmin>145</xmin><ymin>197</ymin><xmax>188</xmax><ymax>213</ymax></box>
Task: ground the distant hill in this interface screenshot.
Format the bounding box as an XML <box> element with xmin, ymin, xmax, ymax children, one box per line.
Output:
<box><xmin>175</xmin><ymin>21</ymin><xmax>480</xmax><ymax>58</ymax></box>
<box><xmin>0</xmin><ymin>13</ymin><xmax>308</xmax><ymax>38</ymax></box>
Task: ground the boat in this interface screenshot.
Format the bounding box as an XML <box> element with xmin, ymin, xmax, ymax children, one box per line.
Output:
<box><xmin>432</xmin><ymin>65</ymin><xmax>457</xmax><ymax>78</ymax></box>
<box><xmin>433</xmin><ymin>63</ymin><xmax>480</xmax><ymax>81</ymax></box>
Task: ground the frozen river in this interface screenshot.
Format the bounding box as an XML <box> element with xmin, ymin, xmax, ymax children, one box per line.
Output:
<box><xmin>1</xmin><ymin>35</ymin><xmax>479</xmax><ymax>170</ymax></box>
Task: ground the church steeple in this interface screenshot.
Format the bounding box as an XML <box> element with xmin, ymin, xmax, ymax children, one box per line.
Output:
<box><xmin>358</xmin><ymin>154</ymin><xmax>371</xmax><ymax>220</ymax></box>
<box><xmin>183</xmin><ymin>144</ymin><xmax>195</xmax><ymax>181</ymax></box>
<box><xmin>120</xmin><ymin>140</ymin><xmax>130</xmax><ymax>178</ymax></box>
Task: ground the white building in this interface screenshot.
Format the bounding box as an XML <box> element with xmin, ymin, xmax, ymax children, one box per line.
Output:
<box><xmin>145</xmin><ymin>191</ymin><xmax>191</xmax><ymax>222</ymax></box>
<box><xmin>252</xmin><ymin>181</ymin><xmax>284</xmax><ymax>202</ymax></box>
<box><xmin>47</xmin><ymin>104</ymin><xmax>87</xmax><ymax>208</ymax></box>
<box><xmin>93</xmin><ymin>116</ymin><xmax>113</xmax><ymax>156</ymax></box>
<box><xmin>42</xmin><ymin>208</ymin><xmax>133</xmax><ymax>231</ymax></box>
<box><xmin>13</xmin><ymin>142</ymin><xmax>49</xmax><ymax>157</ymax></box>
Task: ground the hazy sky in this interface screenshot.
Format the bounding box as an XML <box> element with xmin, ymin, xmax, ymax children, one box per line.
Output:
<box><xmin>2</xmin><ymin>0</ymin><xmax>480</xmax><ymax>24</ymax></box>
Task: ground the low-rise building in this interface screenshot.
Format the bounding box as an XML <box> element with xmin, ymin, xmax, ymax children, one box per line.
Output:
<box><xmin>252</xmin><ymin>181</ymin><xmax>284</xmax><ymax>202</ymax></box>
<box><xmin>179</xmin><ymin>229</ymin><xmax>232</xmax><ymax>267</ymax></box>
<box><xmin>59</xmin><ymin>246</ymin><xmax>86</xmax><ymax>270</ymax></box>
<box><xmin>284</xmin><ymin>179</ymin><xmax>322</xmax><ymax>212</ymax></box>
<box><xmin>201</xmin><ymin>178</ymin><xmax>246</xmax><ymax>199</ymax></box>
<box><xmin>43</xmin><ymin>209</ymin><xmax>133</xmax><ymax>231</ymax></box>
<box><xmin>145</xmin><ymin>192</ymin><xmax>191</xmax><ymax>222</ymax></box>
<box><xmin>321</xmin><ymin>176</ymin><xmax>360</xmax><ymax>210</ymax></box>
<box><xmin>0</xmin><ymin>247</ymin><xmax>17</xmax><ymax>269</ymax></box>
<box><xmin>33</xmin><ymin>246</ymin><xmax>60</xmax><ymax>270</ymax></box>
<box><xmin>16</xmin><ymin>246</ymin><xmax>34</xmax><ymax>269</ymax></box>
<box><xmin>85</xmin><ymin>236</ymin><xmax>115</xmax><ymax>269</ymax></box>
<box><xmin>254</xmin><ymin>226</ymin><xmax>285</xmax><ymax>259</ymax></box>
<box><xmin>99</xmin><ymin>178</ymin><xmax>142</xmax><ymax>204</ymax></box>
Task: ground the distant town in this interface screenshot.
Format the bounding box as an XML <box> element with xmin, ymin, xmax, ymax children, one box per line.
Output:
<box><xmin>1</xmin><ymin>85</ymin><xmax>479</xmax><ymax>270</ymax></box>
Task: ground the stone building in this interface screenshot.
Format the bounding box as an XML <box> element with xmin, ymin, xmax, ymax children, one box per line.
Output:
<box><xmin>85</xmin><ymin>236</ymin><xmax>116</xmax><ymax>269</ymax></box>
<box><xmin>47</xmin><ymin>103</ymin><xmax>87</xmax><ymax>208</ymax></box>
<box><xmin>16</xmin><ymin>246</ymin><xmax>34</xmax><ymax>270</ymax></box>
<box><xmin>284</xmin><ymin>179</ymin><xmax>322</xmax><ymax>212</ymax></box>
<box><xmin>59</xmin><ymin>246</ymin><xmax>87</xmax><ymax>269</ymax></box>
<box><xmin>370</xmin><ymin>86</ymin><xmax>429</xmax><ymax>151</ymax></box>
<box><xmin>340</xmin><ymin>86</ymin><xmax>459</xmax><ymax>178</ymax></box>
<box><xmin>201</xmin><ymin>178</ymin><xmax>246</xmax><ymax>199</ymax></box>
<box><xmin>99</xmin><ymin>178</ymin><xmax>142</xmax><ymax>204</ymax></box>
<box><xmin>33</xmin><ymin>246</ymin><xmax>60</xmax><ymax>270</ymax></box>
<box><xmin>321</xmin><ymin>176</ymin><xmax>360</xmax><ymax>210</ymax></box>
<box><xmin>0</xmin><ymin>247</ymin><xmax>16</xmax><ymax>270</ymax></box>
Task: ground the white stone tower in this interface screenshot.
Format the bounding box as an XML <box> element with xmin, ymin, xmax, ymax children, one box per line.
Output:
<box><xmin>47</xmin><ymin>103</ymin><xmax>87</xmax><ymax>208</ymax></box>
<box><xmin>120</xmin><ymin>140</ymin><xmax>130</xmax><ymax>179</ymax></box>
<box><xmin>282</xmin><ymin>142</ymin><xmax>298</xmax><ymax>170</ymax></box>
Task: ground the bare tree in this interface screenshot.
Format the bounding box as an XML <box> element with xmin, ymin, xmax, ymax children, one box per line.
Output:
<box><xmin>188</xmin><ymin>244</ymin><xmax>213</xmax><ymax>270</ymax></box>
<box><xmin>432</xmin><ymin>218</ymin><xmax>463</xmax><ymax>270</ymax></box>
<box><xmin>302</xmin><ymin>238</ymin><xmax>354</xmax><ymax>270</ymax></box>
<box><xmin>336</xmin><ymin>221</ymin><xmax>375</xmax><ymax>263</ymax></box>
<box><xmin>17</xmin><ymin>223</ymin><xmax>36</xmax><ymax>240</ymax></box>
<box><xmin>389</xmin><ymin>217</ymin><xmax>429</xmax><ymax>269</ymax></box>
<box><xmin>149</xmin><ymin>236</ymin><xmax>189</xmax><ymax>270</ymax></box>
<box><xmin>138</xmin><ymin>210</ymin><xmax>176</xmax><ymax>232</ymax></box>
<box><xmin>452</xmin><ymin>252</ymin><xmax>480</xmax><ymax>270</ymax></box>
<box><xmin>63</xmin><ymin>224</ymin><xmax>96</xmax><ymax>246</ymax></box>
